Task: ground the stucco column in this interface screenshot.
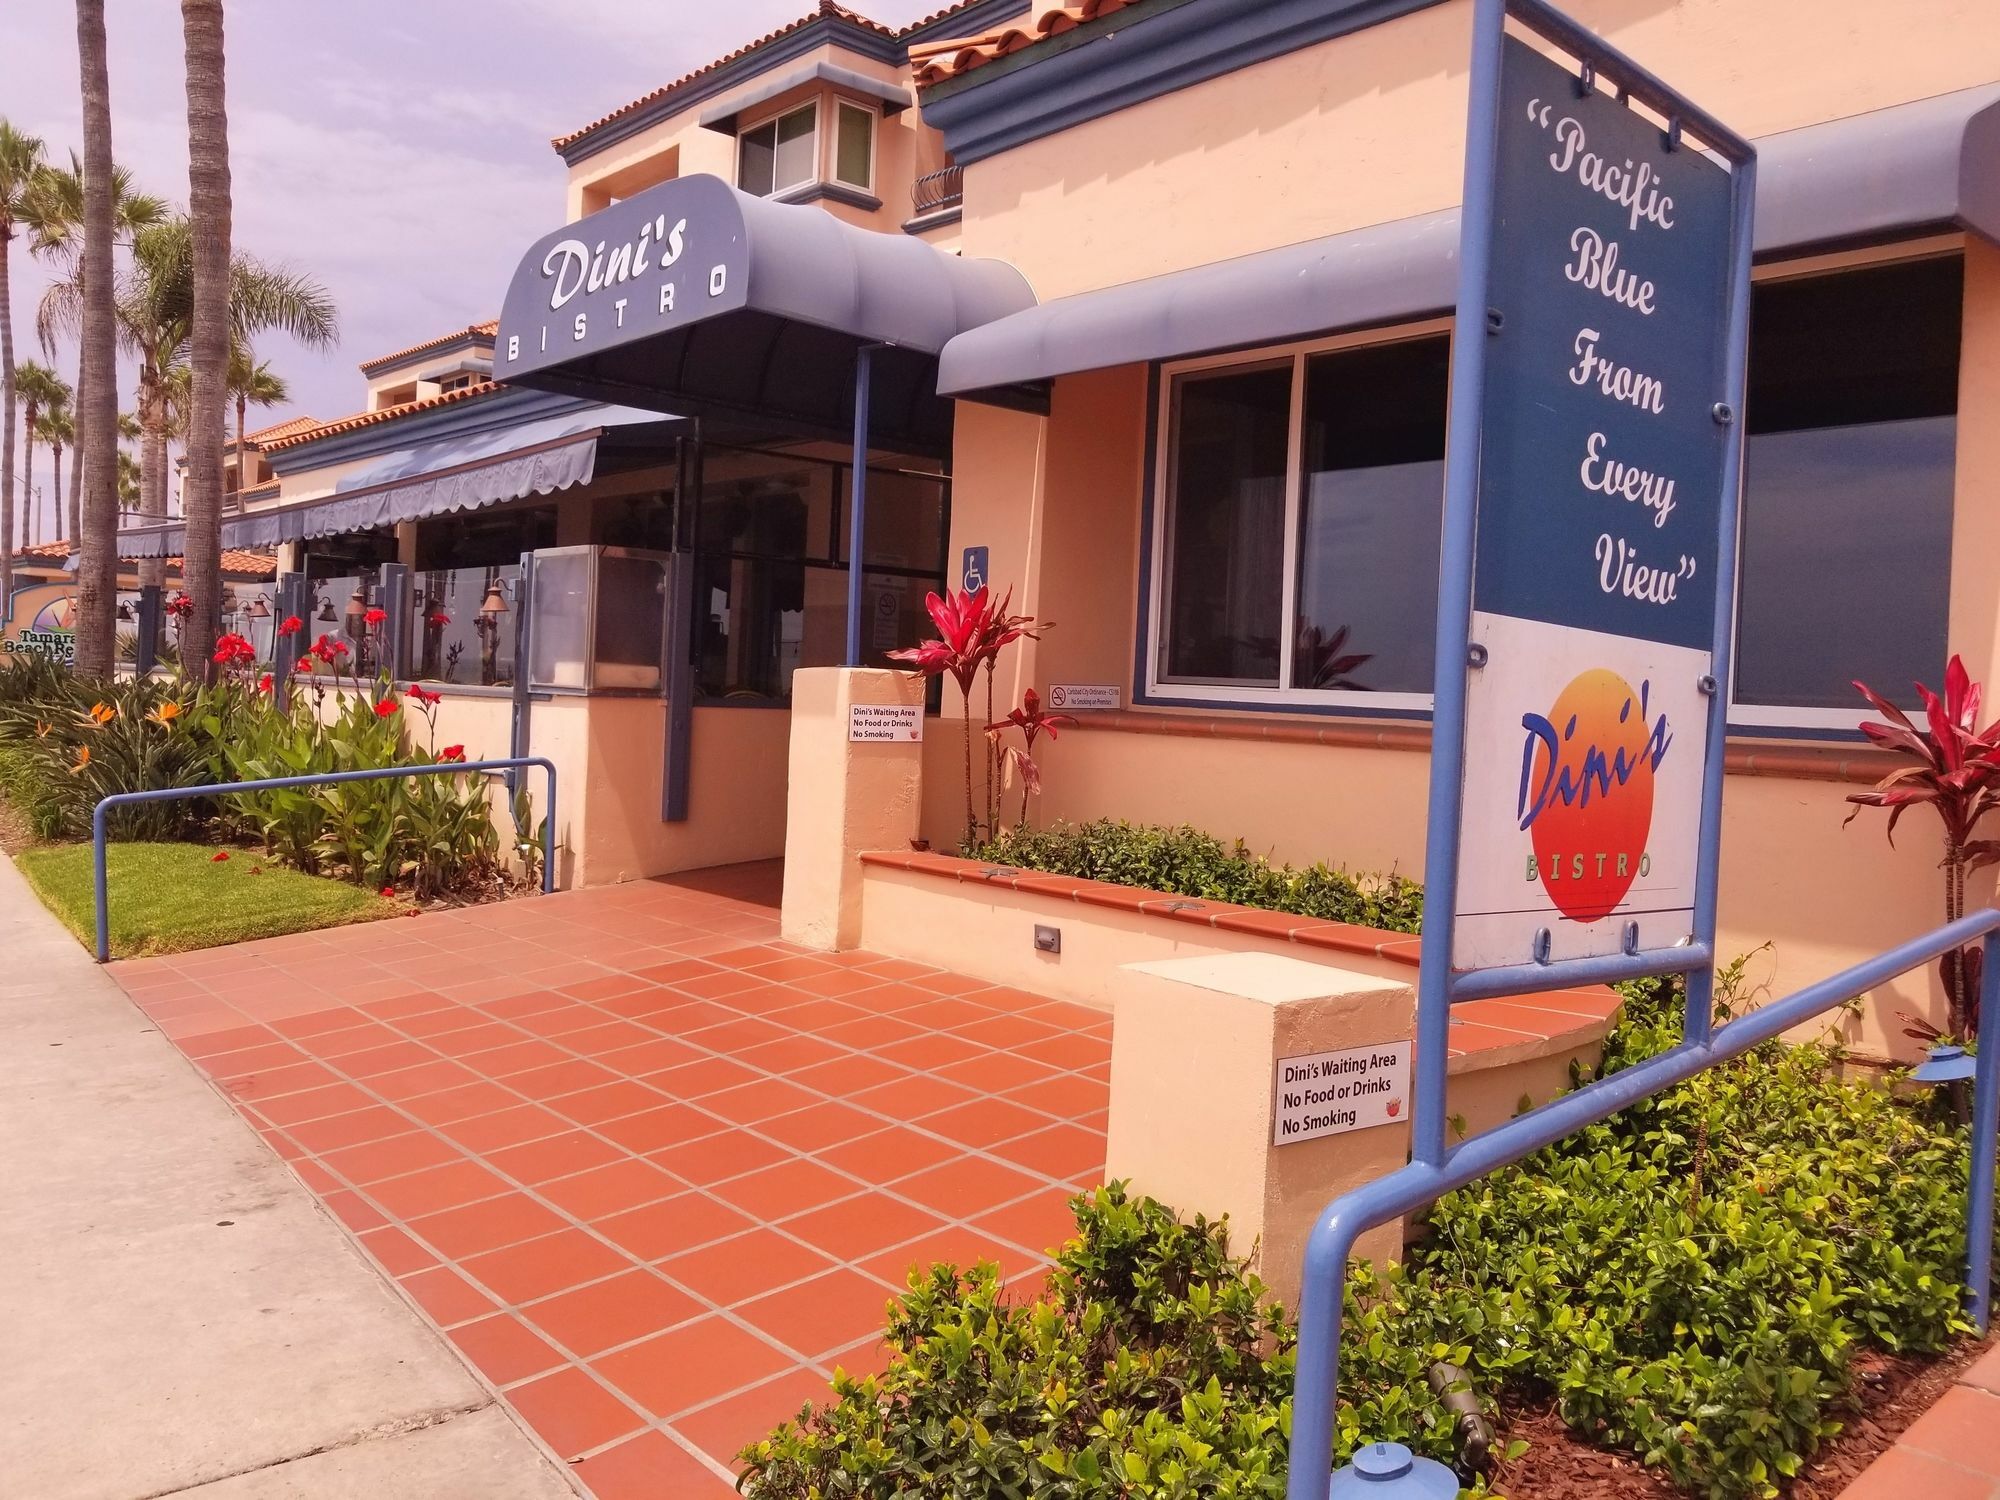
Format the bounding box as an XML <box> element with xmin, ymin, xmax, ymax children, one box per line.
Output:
<box><xmin>1106</xmin><ymin>951</ymin><xmax>1415</xmax><ymax>1310</ymax></box>
<box><xmin>781</xmin><ymin>666</ymin><xmax>926</xmax><ymax>951</ymax></box>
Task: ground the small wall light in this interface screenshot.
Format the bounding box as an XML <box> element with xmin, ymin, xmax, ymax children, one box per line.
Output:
<box><xmin>1329</xmin><ymin>1441</ymin><xmax>1459</xmax><ymax>1497</ymax></box>
<box><xmin>1912</xmin><ymin>1044</ymin><xmax>1977</xmax><ymax>1084</ymax></box>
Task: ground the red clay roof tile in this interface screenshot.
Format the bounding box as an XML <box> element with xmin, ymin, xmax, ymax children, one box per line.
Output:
<box><xmin>909</xmin><ymin>0</ymin><xmax>1140</xmax><ymax>85</ymax></box>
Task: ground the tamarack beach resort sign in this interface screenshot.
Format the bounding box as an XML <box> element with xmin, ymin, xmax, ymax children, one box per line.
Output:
<box><xmin>1451</xmin><ymin>36</ymin><xmax>1739</xmax><ymax>969</ymax></box>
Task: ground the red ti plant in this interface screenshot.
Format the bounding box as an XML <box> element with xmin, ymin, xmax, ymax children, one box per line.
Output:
<box><xmin>888</xmin><ymin>585</ymin><xmax>1046</xmax><ymax>844</ymax></box>
<box><xmin>986</xmin><ymin>688</ymin><xmax>1077</xmax><ymax>831</ymax></box>
<box><xmin>1846</xmin><ymin>655</ymin><xmax>2000</xmax><ymax>1039</ymax></box>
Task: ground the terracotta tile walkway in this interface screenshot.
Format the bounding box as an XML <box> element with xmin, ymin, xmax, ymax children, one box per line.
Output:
<box><xmin>1843</xmin><ymin>1343</ymin><xmax>2000</xmax><ymax>1498</ymax></box>
<box><xmin>108</xmin><ymin>862</ymin><xmax>1110</xmax><ymax>1498</ymax></box>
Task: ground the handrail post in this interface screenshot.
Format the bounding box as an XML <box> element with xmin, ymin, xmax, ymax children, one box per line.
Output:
<box><xmin>542</xmin><ymin>758</ymin><xmax>558</xmax><ymax>893</ymax></box>
<box><xmin>92</xmin><ymin>795</ymin><xmax>114</xmax><ymax>963</ymax></box>
<box><xmin>1969</xmin><ymin>928</ymin><xmax>2000</xmax><ymax>1330</ymax></box>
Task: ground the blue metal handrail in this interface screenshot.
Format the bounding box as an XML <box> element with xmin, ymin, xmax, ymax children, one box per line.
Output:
<box><xmin>1284</xmin><ymin>911</ymin><xmax>2000</xmax><ymax>1500</ymax></box>
<box><xmin>89</xmin><ymin>756</ymin><xmax>559</xmax><ymax>963</ymax></box>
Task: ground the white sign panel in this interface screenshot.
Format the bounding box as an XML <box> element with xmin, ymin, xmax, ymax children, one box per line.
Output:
<box><xmin>848</xmin><ymin>703</ymin><xmax>923</xmax><ymax>743</ymax></box>
<box><xmin>1453</xmin><ymin>612</ymin><xmax>1705</xmax><ymax>969</ymax></box>
<box><xmin>1273</xmin><ymin>1041</ymin><xmax>1411</xmax><ymax>1145</ymax></box>
<box><xmin>1046</xmin><ymin>684</ymin><xmax>1120</xmax><ymax>711</ymax></box>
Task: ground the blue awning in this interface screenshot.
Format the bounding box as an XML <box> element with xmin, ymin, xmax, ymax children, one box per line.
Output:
<box><xmin>115</xmin><ymin>404</ymin><xmax>675</xmax><ymax>559</ymax></box>
<box><xmin>939</xmin><ymin>83</ymin><xmax>2000</xmax><ymax>399</ymax></box>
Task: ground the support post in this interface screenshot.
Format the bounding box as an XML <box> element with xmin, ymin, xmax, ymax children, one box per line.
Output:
<box><xmin>844</xmin><ymin>342</ymin><xmax>887</xmax><ymax>668</ymax></box>
<box><xmin>134</xmin><ymin>584</ymin><xmax>162</xmax><ymax>676</ymax></box>
<box><xmin>1969</xmin><ymin>928</ymin><xmax>2000</xmax><ymax>1330</ymax></box>
<box><xmin>663</xmin><ymin>435</ymin><xmax>696</xmax><ymax>823</ymax></box>
<box><xmin>508</xmin><ymin>551</ymin><xmax>536</xmax><ymax>795</ymax></box>
<box><xmin>380</xmin><ymin>560</ymin><xmax>413</xmax><ymax>683</ymax></box>
<box><xmin>271</xmin><ymin>572</ymin><xmax>308</xmax><ymax>708</ymax></box>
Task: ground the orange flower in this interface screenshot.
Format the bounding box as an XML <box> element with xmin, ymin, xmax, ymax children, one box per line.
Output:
<box><xmin>85</xmin><ymin>701</ymin><xmax>115</xmax><ymax>727</ymax></box>
<box><xmin>68</xmin><ymin>747</ymin><xmax>90</xmax><ymax>775</ymax></box>
<box><xmin>147</xmin><ymin>701</ymin><xmax>181</xmax><ymax>727</ymax></box>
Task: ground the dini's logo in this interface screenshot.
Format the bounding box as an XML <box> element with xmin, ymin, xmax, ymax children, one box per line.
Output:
<box><xmin>1517</xmin><ymin>669</ymin><xmax>1672</xmax><ymax>922</ymax></box>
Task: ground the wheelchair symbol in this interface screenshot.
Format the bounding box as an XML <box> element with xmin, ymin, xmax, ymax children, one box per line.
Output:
<box><xmin>961</xmin><ymin>545</ymin><xmax>989</xmax><ymax>594</ymax></box>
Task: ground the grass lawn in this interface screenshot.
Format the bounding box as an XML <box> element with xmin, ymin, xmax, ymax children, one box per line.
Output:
<box><xmin>16</xmin><ymin>841</ymin><xmax>399</xmax><ymax>959</ymax></box>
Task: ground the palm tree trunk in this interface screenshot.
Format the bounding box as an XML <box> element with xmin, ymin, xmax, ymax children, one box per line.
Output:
<box><xmin>0</xmin><ymin>234</ymin><xmax>15</xmax><ymax>616</ymax></box>
<box><xmin>73</xmin><ymin>0</ymin><xmax>120</xmax><ymax>678</ymax></box>
<box><xmin>136</xmin><ymin>369</ymin><xmax>167</xmax><ymax>591</ymax></box>
<box><xmin>182</xmin><ymin>0</ymin><xmax>231</xmax><ymax>681</ymax></box>
<box><xmin>19</xmin><ymin>397</ymin><xmax>35</xmax><ymax>551</ymax></box>
<box><xmin>235</xmin><ymin>388</ymin><xmax>246</xmax><ymax>504</ymax></box>
<box><xmin>67</xmin><ymin>341</ymin><xmax>84</xmax><ymax>547</ymax></box>
<box><xmin>51</xmin><ymin>445</ymin><xmax>62</xmax><ymax>525</ymax></box>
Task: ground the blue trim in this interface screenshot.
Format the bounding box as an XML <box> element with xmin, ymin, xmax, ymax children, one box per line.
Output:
<box><xmin>920</xmin><ymin>0</ymin><xmax>1446</xmax><ymax>166</ymax></box>
<box><xmin>560</xmin><ymin>16</ymin><xmax>905</xmax><ymax>166</ymax></box>
<box><xmin>264</xmin><ymin>388</ymin><xmax>604</xmax><ymax>475</ymax></box>
<box><xmin>782</xmin><ymin>180</ymin><xmax>884</xmax><ymax>212</ymax></box>
<box><xmin>1130</xmin><ymin>363</ymin><xmax>1160</xmax><ymax>708</ymax></box>
<box><xmin>899</xmin><ymin>0</ymin><xmax>1033</xmax><ymax>44</ymax></box>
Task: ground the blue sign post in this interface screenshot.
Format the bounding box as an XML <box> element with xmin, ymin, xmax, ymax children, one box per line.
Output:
<box><xmin>1285</xmin><ymin>1</ymin><xmax>1759</xmax><ymax>1493</ymax></box>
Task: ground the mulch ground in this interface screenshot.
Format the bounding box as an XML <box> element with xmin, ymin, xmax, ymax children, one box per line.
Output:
<box><xmin>1488</xmin><ymin>1338</ymin><xmax>1987</xmax><ymax>1499</ymax></box>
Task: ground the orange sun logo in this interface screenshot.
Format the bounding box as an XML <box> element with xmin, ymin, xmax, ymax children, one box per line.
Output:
<box><xmin>1517</xmin><ymin>668</ymin><xmax>1670</xmax><ymax>923</ymax></box>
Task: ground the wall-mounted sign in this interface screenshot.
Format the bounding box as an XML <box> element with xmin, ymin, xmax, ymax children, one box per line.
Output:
<box><xmin>1047</xmin><ymin>684</ymin><xmax>1119</xmax><ymax>711</ymax></box>
<box><xmin>1273</xmin><ymin>1041</ymin><xmax>1411</xmax><ymax>1145</ymax></box>
<box><xmin>2</xmin><ymin>582</ymin><xmax>77</xmax><ymax>666</ymax></box>
<box><xmin>869</xmin><ymin>583</ymin><xmax>902</xmax><ymax>652</ymax></box>
<box><xmin>849</xmin><ymin>702</ymin><xmax>923</xmax><ymax>743</ymax></box>
<box><xmin>1451</xmin><ymin>36</ymin><xmax>1740</xmax><ymax>970</ymax></box>
<box><xmin>496</xmin><ymin>175</ymin><xmax>751</xmax><ymax>383</ymax></box>
<box><xmin>960</xmin><ymin>545</ymin><xmax>988</xmax><ymax>594</ymax></box>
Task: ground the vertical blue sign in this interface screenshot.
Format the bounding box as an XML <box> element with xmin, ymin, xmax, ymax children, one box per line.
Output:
<box><xmin>961</xmin><ymin>545</ymin><xmax>989</xmax><ymax>594</ymax></box>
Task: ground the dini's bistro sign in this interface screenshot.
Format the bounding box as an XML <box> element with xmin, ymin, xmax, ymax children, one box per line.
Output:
<box><xmin>1451</xmin><ymin>37</ymin><xmax>1740</xmax><ymax>969</ymax></box>
<box><xmin>497</xmin><ymin>175</ymin><xmax>751</xmax><ymax>383</ymax></box>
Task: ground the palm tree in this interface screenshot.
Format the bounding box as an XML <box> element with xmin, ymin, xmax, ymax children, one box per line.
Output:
<box><xmin>74</xmin><ymin>0</ymin><xmax>120</xmax><ymax>678</ymax></box>
<box><xmin>182</xmin><ymin>0</ymin><xmax>232</xmax><ymax>674</ymax></box>
<box><xmin>0</xmin><ymin>121</ymin><xmax>46</xmax><ymax>615</ymax></box>
<box><xmin>36</xmin><ymin>403</ymin><xmax>74</xmax><ymax>529</ymax></box>
<box><xmin>22</xmin><ymin>152</ymin><xmax>166</xmax><ymax>541</ymax></box>
<box><xmin>116</xmin><ymin>448</ymin><xmax>140</xmax><ymax>509</ymax></box>
<box><xmin>14</xmin><ymin>360</ymin><xmax>65</xmax><ymax>550</ymax></box>
<box><xmin>227</xmin><ymin>349</ymin><xmax>286</xmax><ymax>498</ymax></box>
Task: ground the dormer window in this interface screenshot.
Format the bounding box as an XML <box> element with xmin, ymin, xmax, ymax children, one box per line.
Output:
<box><xmin>737</xmin><ymin>102</ymin><xmax>817</xmax><ymax>198</ymax></box>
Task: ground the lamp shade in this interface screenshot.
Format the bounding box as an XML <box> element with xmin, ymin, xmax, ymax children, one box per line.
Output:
<box><xmin>1912</xmin><ymin>1044</ymin><xmax>1978</xmax><ymax>1083</ymax></box>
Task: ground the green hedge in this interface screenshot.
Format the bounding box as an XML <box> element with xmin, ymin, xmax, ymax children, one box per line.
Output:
<box><xmin>740</xmin><ymin>965</ymin><xmax>1983</xmax><ymax>1500</ymax></box>
<box><xmin>970</xmin><ymin>819</ymin><xmax>1424</xmax><ymax>936</ymax></box>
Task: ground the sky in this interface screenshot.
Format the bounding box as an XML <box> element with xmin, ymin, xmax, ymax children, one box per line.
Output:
<box><xmin>0</xmin><ymin>0</ymin><xmax>944</xmax><ymax>540</ymax></box>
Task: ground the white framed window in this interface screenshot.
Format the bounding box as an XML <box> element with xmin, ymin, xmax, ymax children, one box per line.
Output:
<box><xmin>736</xmin><ymin>101</ymin><xmax>817</xmax><ymax>198</ymax></box>
<box><xmin>833</xmin><ymin>99</ymin><xmax>875</xmax><ymax>191</ymax></box>
<box><xmin>1727</xmin><ymin>250</ymin><xmax>1960</xmax><ymax>732</ymax></box>
<box><xmin>1147</xmin><ymin>325</ymin><xmax>1451</xmax><ymax>714</ymax></box>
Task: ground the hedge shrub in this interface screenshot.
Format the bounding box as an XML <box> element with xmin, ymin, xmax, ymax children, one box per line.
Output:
<box><xmin>738</xmin><ymin>967</ymin><xmax>1984</xmax><ymax>1500</ymax></box>
<box><xmin>971</xmin><ymin>819</ymin><xmax>1424</xmax><ymax>935</ymax></box>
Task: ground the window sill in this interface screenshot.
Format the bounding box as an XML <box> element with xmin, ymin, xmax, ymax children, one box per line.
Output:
<box><xmin>771</xmin><ymin>180</ymin><xmax>882</xmax><ymax>211</ymax></box>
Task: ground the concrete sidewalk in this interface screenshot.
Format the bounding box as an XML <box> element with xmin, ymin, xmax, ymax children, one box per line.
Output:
<box><xmin>0</xmin><ymin>854</ymin><xmax>579</xmax><ymax>1499</ymax></box>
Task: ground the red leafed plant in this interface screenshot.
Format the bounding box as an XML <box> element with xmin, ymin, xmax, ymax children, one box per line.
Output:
<box><xmin>1845</xmin><ymin>655</ymin><xmax>2000</xmax><ymax>1040</ymax></box>
<box><xmin>986</xmin><ymin>687</ymin><xmax>1077</xmax><ymax>832</ymax></box>
<box><xmin>888</xmin><ymin>585</ymin><xmax>1047</xmax><ymax>843</ymax></box>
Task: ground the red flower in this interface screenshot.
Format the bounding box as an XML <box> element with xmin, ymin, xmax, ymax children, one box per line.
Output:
<box><xmin>277</xmin><ymin>615</ymin><xmax>304</xmax><ymax>637</ymax></box>
<box><xmin>374</xmin><ymin>696</ymin><xmax>400</xmax><ymax>718</ymax></box>
<box><xmin>210</xmin><ymin>850</ymin><xmax>230</xmax><ymax>862</ymax></box>
<box><xmin>379</xmin><ymin>886</ymin><xmax>396</xmax><ymax>899</ymax></box>
<box><xmin>407</xmin><ymin>683</ymin><xmax>443</xmax><ymax>705</ymax></box>
<box><xmin>165</xmin><ymin>592</ymin><xmax>194</xmax><ymax>619</ymax></box>
<box><xmin>363</xmin><ymin>606</ymin><xmax>388</xmax><ymax>627</ymax></box>
<box><xmin>887</xmin><ymin>586</ymin><xmax>1044</xmax><ymax>698</ymax></box>
<box><xmin>257</xmin><ymin>673</ymin><xmax>274</xmax><ymax>694</ymax></box>
<box><xmin>985</xmin><ymin>685</ymin><xmax>1077</xmax><ymax>751</ymax></box>
<box><xmin>294</xmin><ymin>656</ymin><xmax>315</xmax><ymax>675</ymax></box>
<box><xmin>212</xmin><ymin>632</ymin><xmax>255</xmax><ymax>667</ymax></box>
<box><xmin>427</xmin><ymin>610</ymin><xmax>450</xmax><ymax>628</ymax></box>
<box><xmin>309</xmin><ymin>633</ymin><xmax>351</xmax><ymax>664</ymax></box>
<box><xmin>439</xmin><ymin>744</ymin><xmax>466</xmax><ymax>763</ymax></box>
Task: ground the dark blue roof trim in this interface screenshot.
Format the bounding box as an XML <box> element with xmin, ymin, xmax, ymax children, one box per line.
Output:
<box><xmin>560</xmin><ymin>15</ymin><xmax>905</xmax><ymax>167</ymax></box>
<box><xmin>919</xmin><ymin>0</ymin><xmax>1444</xmax><ymax>166</ymax></box>
<box><xmin>899</xmin><ymin>0</ymin><xmax>1032</xmax><ymax>44</ymax></box>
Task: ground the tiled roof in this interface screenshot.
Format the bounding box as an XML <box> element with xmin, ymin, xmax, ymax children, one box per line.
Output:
<box><xmin>12</xmin><ymin>540</ymin><xmax>278</xmax><ymax>576</ymax></box>
<box><xmin>259</xmin><ymin>379</ymin><xmax>502</xmax><ymax>454</ymax></box>
<box><xmin>909</xmin><ymin>0</ymin><xmax>1139</xmax><ymax>84</ymax></box>
<box><xmin>359</xmin><ymin>320</ymin><xmax>499</xmax><ymax>376</ymax></box>
<box><xmin>244</xmin><ymin>414</ymin><xmax>322</xmax><ymax>445</ymax></box>
<box><xmin>551</xmin><ymin>2</ymin><xmax>897</xmax><ymax>152</ymax></box>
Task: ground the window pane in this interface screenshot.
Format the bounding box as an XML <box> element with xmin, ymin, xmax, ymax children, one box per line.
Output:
<box><xmin>1161</xmin><ymin>365</ymin><xmax>1291</xmax><ymax>684</ymax></box>
<box><xmin>737</xmin><ymin>122</ymin><xmax>775</xmax><ymax>196</ymax></box>
<box><xmin>1735</xmin><ymin>258</ymin><xmax>1960</xmax><ymax>712</ymax></box>
<box><xmin>835</xmin><ymin>102</ymin><xmax>873</xmax><ymax>187</ymax></box>
<box><xmin>774</xmin><ymin>104</ymin><xmax>816</xmax><ymax>191</ymax></box>
<box><xmin>1293</xmin><ymin>338</ymin><xmax>1446</xmax><ymax>693</ymax></box>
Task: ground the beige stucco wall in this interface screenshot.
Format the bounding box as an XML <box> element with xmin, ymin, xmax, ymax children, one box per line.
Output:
<box><xmin>957</xmin><ymin>0</ymin><xmax>2000</xmax><ymax>298</ymax></box>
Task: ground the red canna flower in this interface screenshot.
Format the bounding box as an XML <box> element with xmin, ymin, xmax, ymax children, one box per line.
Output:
<box><xmin>210</xmin><ymin>850</ymin><xmax>230</xmax><ymax>862</ymax></box>
<box><xmin>427</xmin><ymin>610</ymin><xmax>450</xmax><ymax>628</ymax></box>
<box><xmin>407</xmin><ymin>683</ymin><xmax>443</xmax><ymax>705</ymax></box>
<box><xmin>257</xmin><ymin>673</ymin><xmax>274</xmax><ymax>694</ymax></box>
<box><xmin>166</xmin><ymin>592</ymin><xmax>194</xmax><ymax>619</ymax></box>
<box><xmin>374</xmin><ymin>696</ymin><xmax>400</xmax><ymax>718</ymax></box>
<box><xmin>277</xmin><ymin>615</ymin><xmax>304</xmax><ymax>636</ymax></box>
<box><xmin>363</xmin><ymin>606</ymin><xmax>388</xmax><ymax>627</ymax></box>
<box><xmin>379</xmin><ymin>886</ymin><xmax>396</xmax><ymax>899</ymax></box>
<box><xmin>439</xmin><ymin>744</ymin><xmax>466</xmax><ymax>763</ymax></box>
<box><xmin>212</xmin><ymin>632</ymin><xmax>256</xmax><ymax>667</ymax></box>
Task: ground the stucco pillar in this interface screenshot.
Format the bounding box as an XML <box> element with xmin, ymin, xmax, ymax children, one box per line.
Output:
<box><xmin>781</xmin><ymin>666</ymin><xmax>926</xmax><ymax>951</ymax></box>
<box><xmin>1106</xmin><ymin>951</ymin><xmax>1415</xmax><ymax>1310</ymax></box>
